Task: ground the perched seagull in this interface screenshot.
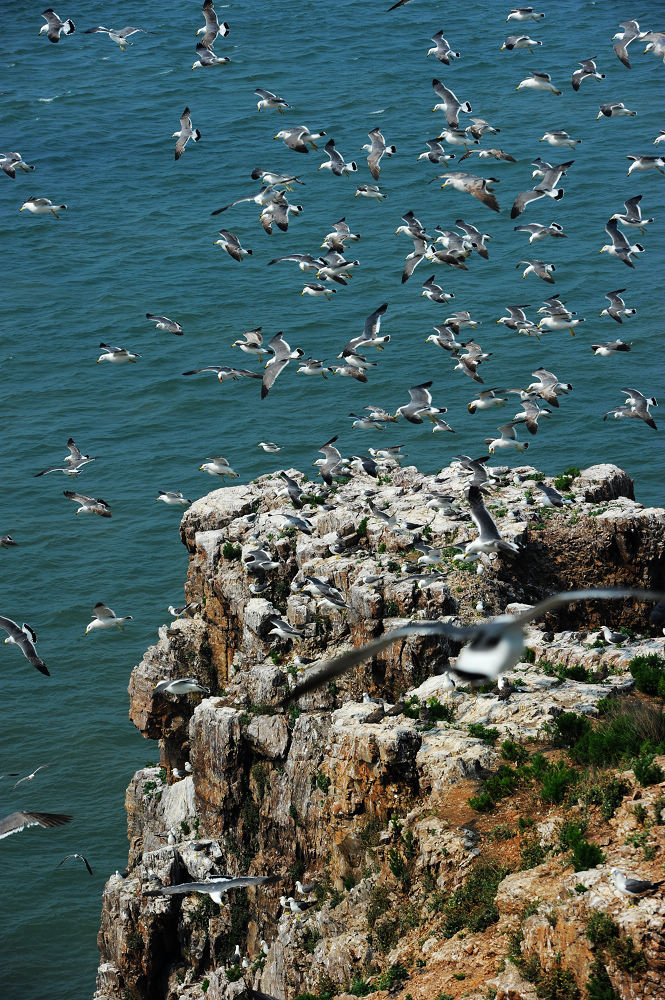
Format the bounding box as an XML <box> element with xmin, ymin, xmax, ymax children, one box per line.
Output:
<box><xmin>173</xmin><ymin>108</ymin><xmax>201</xmax><ymax>160</ymax></box>
<box><xmin>597</xmin><ymin>102</ymin><xmax>636</xmax><ymax>118</ymax></box>
<box><xmin>612</xmin><ymin>19</ymin><xmax>642</xmax><ymax>69</ymax></box>
<box><xmin>196</xmin><ymin>0</ymin><xmax>229</xmax><ymax>48</ymax></box>
<box><xmin>268</xmin><ymin>617</ymin><xmax>304</xmax><ymax>642</ymax></box>
<box><xmin>200</xmin><ymin>457</ymin><xmax>239</xmax><ymax>477</ymax></box>
<box><xmin>319</xmin><ymin>138</ymin><xmax>357</xmax><ymax>177</ymax></box>
<box><xmin>40</xmin><ymin>9</ymin><xmax>75</xmax><ymax>43</ymax></box>
<box><xmin>0</xmin><ymin>615</ymin><xmax>49</xmax><ymax>676</ymax></box>
<box><xmin>433</xmin><ymin>172</ymin><xmax>500</xmax><ymax>212</ymax></box>
<box><xmin>600</xmin><ymin>289</ymin><xmax>636</xmax><ymax>323</ymax></box>
<box><xmin>0</xmin><ymin>811</ymin><xmax>72</xmax><ymax>839</ymax></box>
<box><xmin>362</xmin><ymin>128</ymin><xmax>396</xmax><ymax>180</ymax></box>
<box><xmin>12</xmin><ymin>765</ymin><xmax>51</xmax><ymax>790</ymax></box>
<box><xmin>255</xmin><ymin>88</ymin><xmax>290</xmax><ymax>113</ymax></box>
<box><xmin>572</xmin><ymin>58</ymin><xmax>605</xmax><ymax>90</ymax></box>
<box><xmin>485</xmin><ymin>423</ymin><xmax>529</xmax><ymax>454</ymax></box>
<box><xmin>56</xmin><ymin>853</ymin><xmax>93</xmax><ymax>876</ymax></box>
<box><xmin>85</xmin><ymin>603</ymin><xmax>132</xmax><ymax>633</ymax></box>
<box><xmin>154</xmin><ymin>678</ymin><xmax>210</xmax><ymax>696</ymax></box>
<box><xmin>146</xmin><ymin>313</ymin><xmax>183</xmax><ymax>335</ymax></box>
<box><xmin>513</xmin><ymin>221</ymin><xmax>567</xmax><ymax>243</ymax></box>
<box><xmin>610</xmin><ymin>196</ymin><xmax>653</xmax><ymax>233</ymax></box>
<box><xmin>63</xmin><ymin>490</ymin><xmax>112</xmax><ymax>518</ymax></box>
<box><xmin>1</xmin><ymin>151</ymin><xmax>35</xmax><ymax>178</ymax></box>
<box><xmin>516</xmin><ymin>71</ymin><xmax>562</xmax><ymax>95</ymax></box>
<box><xmin>280</xmin><ymin>589</ymin><xmax>663</xmax><ymax>698</ymax></box>
<box><xmin>600</xmin><ymin>219</ymin><xmax>644</xmax><ymax>267</ymax></box>
<box><xmin>611</xmin><ymin>868</ymin><xmax>663</xmax><ymax>900</ymax></box>
<box><xmin>97</xmin><ymin>343</ymin><xmax>139</xmax><ymax>363</ymax></box>
<box><xmin>144</xmin><ymin>875</ymin><xmax>278</xmax><ymax>905</ymax></box>
<box><xmin>536</xmin><ymin>482</ymin><xmax>571</xmax><ymax>508</ymax></box>
<box><xmin>428</xmin><ymin>32</ymin><xmax>459</xmax><ymax>64</ymax></box>
<box><xmin>20</xmin><ymin>197</ymin><xmax>66</xmax><ymax>218</ymax></box>
<box><xmin>84</xmin><ymin>25</ymin><xmax>150</xmax><ymax>50</ymax></box>
<box><xmin>214</xmin><ymin>230</ymin><xmax>252</xmax><ymax>262</ymax></box>
<box><xmin>261</xmin><ymin>332</ymin><xmax>303</xmax><ymax>399</ymax></box>
<box><xmin>627</xmin><ymin>155</ymin><xmax>665</xmax><ymax>176</ymax></box>
<box><xmin>192</xmin><ymin>42</ymin><xmax>229</xmax><ymax>68</ymax></box>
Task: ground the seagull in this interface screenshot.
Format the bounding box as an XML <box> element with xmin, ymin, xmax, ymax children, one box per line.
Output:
<box><xmin>182</xmin><ymin>365</ymin><xmax>262</xmax><ymax>382</ymax></box>
<box><xmin>57</xmin><ymin>853</ymin><xmax>93</xmax><ymax>875</ymax></box>
<box><xmin>428</xmin><ymin>32</ymin><xmax>459</xmax><ymax>64</ymax></box>
<box><xmin>261</xmin><ymin>332</ymin><xmax>303</xmax><ymax>399</ymax></box>
<box><xmin>84</xmin><ymin>25</ymin><xmax>150</xmax><ymax>50</ymax></box>
<box><xmin>85</xmin><ymin>603</ymin><xmax>133</xmax><ymax>633</ymax></box>
<box><xmin>1</xmin><ymin>151</ymin><xmax>35</xmax><ymax>178</ymax></box>
<box><xmin>610</xmin><ymin>196</ymin><xmax>653</xmax><ymax>233</ymax></box>
<box><xmin>362</xmin><ymin>128</ymin><xmax>396</xmax><ymax>180</ymax></box>
<box><xmin>154</xmin><ymin>678</ymin><xmax>210</xmax><ymax>696</ymax></box>
<box><xmin>35</xmin><ymin>438</ymin><xmax>97</xmax><ymax>478</ymax></box>
<box><xmin>340</xmin><ymin>303</ymin><xmax>389</xmax><ymax>357</ymax></box>
<box><xmin>1</xmin><ymin>536</ymin><xmax>18</xmax><ymax>549</ymax></box>
<box><xmin>12</xmin><ymin>765</ymin><xmax>51</xmax><ymax>790</ymax></box>
<box><xmin>572</xmin><ymin>58</ymin><xmax>605</xmax><ymax>90</ymax></box>
<box><xmin>302</xmin><ymin>283</ymin><xmax>336</xmax><ymax>299</ymax></box>
<box><xmin>513</xmin><ymin>221</ymin><xmax>567</xmax><ymax>243</ymax></box>
<box><xmin>232</xmin><ymin>329</ymin><xmax>272</xmax><ymax>358</ymax></box>
<box><xmin>396</xmin><ymin>381</ymin><xmax>441</xmax><ymax>423</ymax></box>
<box><xmin>600</xmin><ymin>289</ymin><xmax>636</xmax><ymax>323</ymax></box>
<box><xmin>468</xmin><ymin>389</ymin><xmax>507</xmax><ymax>414</ymax></box>
<box><xmin>63</xmin><ymin>490</ymin><xmax>112</xmax><ymax>518</ymax></box>
<box><xmin>604</xmin><ymin>388</ymin><xmax>658</xmax><ymax>430</ymax></box>
<box><xmin>502</xmin><ymin>35</ymin><xmax>542</xmax><ymax>53</ymax></box>
<box><xmin>354</xmin><ymin>184</ymin><xmax>387</xmax><ymax>201</ymax></box>
<box><xmin>173</xmin><ymin>108</ymin><xmax>201</xmax><ymax>160</ymax></box>
<box><xmin>319</xmin><ymin>139</ymin><xmax>357</xmax><ymax>177</ymax></box>
<box><xmin>20</xmin><ymin>197</ymin><xmax>66</xmax><ymax>218</ymax></box>
<box><xmin>422</xmin><ymin>276</ymin><xmax>455</xmax><ymax>304</ymax></box>
<box><xmin>525</xmin><ymin>367</ymin><xmax>572</xmax><ymax>407</ymax></box>
<box><xmin>301</xmin><ymin>576</ymin><xmax>348</xmax><ymax>609</ymax></box>
<box><xmin>315</xmin><ymin>435</ymin><xmax>344</xmax><ymax>485</ymax></box>
<box><xmin>484</xmin><ymin>423</ymin><xmax>529</xmax><ymax>454</ymax></box>
<box><xmin>517</xmin><ymin>259</ymin><xmax>555</xmax><ymax>283</ymax></box>
<box><xmin>258</xmin><ymin>442</ymin><xmax>281</xmax><ymax>453</ymax></box>
<box><xmin>510</xmin><ymin>158</ymin><xmax>573</xmax><ymax>218</ymax></box>
<box><xmin>417</xmin><ymin>138</ymin><xmax>454</xmax><ymax>165</ymax></box>
<box><xmin>433</xmin><ymin>172</ymin><xmax>500</xmax><ymax>212</ymax></box>
<box><xmin>516</xmin><ymin>71</ymin><xmax>562</xmax><ymax>95</ymax></box>
<box><xmin>611</xmin><ymin>868</ymin><xmax>663</xmax><ymax>900</ymax></box>
<box><xmin>274</xmin><ymin>126</ymin><xmax>326</xmax><ymax>153</ymax></box>
<box><xmin>540</xmin><ymin>130</ymin><xmax>580</xmax><ymax>149</ymax></box>
<box><xmin>600</xmin><ymin>219</ymin><xmax>643</xmax><ymax>268</ymax></box>
<box><xmin>145</xmin><ymin>875</ymin><xmax>278</xmax><ymax>905</ymax></box>
<box><xmin>536</xmin><ymin>482</ymin><xmax>571</xmax><ymax>508</ymax></box>
<box><xmin>214</xmin><ymin>230</ymin><xmax>252</xmax><ymax>262</ymax></box>
<box><xmin>196</xmin><ymin>0</ymin><xmax>229</xmax><ymax>48</ymax></box>
<box><xmin>0</xmin><ymin>615</ymin><xmax>49</xmax><ymax>676</ymax></box>
<box><xmin>597</xmin><ymin>103</ymin><xmax>636</xmax><ymax>118</ymax></box>
<box><xmin>268</xmin><ymin>617</ymin><xmax>304</xmax><ymax>642</ymax></box>
<box><xmin>192</xmin><ymin>42</ymin><xmax>229</xmax><ymax>69</ymax></box>
<box><xmin>590</xmin><ymin>340</ymin><xmax>631</xmax><ymax>357</ymax></box>
<box><xmin>321</xmin><ymin>217</ymin><xmax>361</xmax><ymax>251</ymax></box>
<box><xmin>612</xmin><ymin>20</ymin><xmax>642</xmax><ymax>69</ymax></box>
<box><xmin>506</xmin><ymin>7</ymin><xmax>545</xmax><ymax>21</ymax></box>
<box><xmin>40</xmin><ymin>9</ymin><xmax>75</xmax><ymax>42</ymax></box>
<box><xmin>0</xmin><ymin>811</ymin><xmax>72</xmax><ymax>840</ymax></box>
<box><xmin>200</xmin><ymin>457</ymin><xmax>239</xmax><ymax>477</ymax></box>
<box><xmin>426</xmin><ymin>327</ymin><xmax>461</xmax><ymax>357</ymax></box>
<box><xmin>627</xmin><ymin>156</ymin><xmax>665</xmax><ymax>176</ymax></box>
<box><xmin>146</xmin><ymin>313</ymin><xmax>183</xmax><ymax>335</ymax></box>
<box><xmin>97</xmin><ymin>343</ymin><xmax>140</xmax><ymax>363</ymax></box>
<box><xmin>280</xmin><ymin>589</ymin><xmax>663</xmax><ymax>698</ymax></box>
<box><xmin>255</xmin><ymin>88</ymin><xmax>290</xmax><ymax>113</ymax></box>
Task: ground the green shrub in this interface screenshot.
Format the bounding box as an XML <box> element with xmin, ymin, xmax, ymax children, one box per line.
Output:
<box><xmin>303</xmin><ymin>929</ymin><xmax>321</xmax><ymax>954</ymax></box>
<box><xmin>587</xmin><ymin>912</ymin><xmax>620</xmax><ymax>949</ymax></box>
<box><xmin>585</xmin><ymin>959</ymin><xmax>619</xmax><ymax>1000</ymax></box>
<box><xmin>348</xmin><ymin>979</ymin><xmax>372</xmax><ymax>997</ymax></box>
<box><xmin>550</xmin><ymin>712</ymin><xmax>591</xmax><ymax>748</ymax></box>
<box><xmin>561</xmin><ymin>822</ymin><xmax>605</xmax><ymax>871</ymax></box>
<box><xmin>357</xmin><ymin>517</ymin><xmax>369</xmax><ymax>538</ymax></box>
<box><xmin>535</xmin><ymin>966</ymin><xmax>580</xmax><ymax>1000</ymax></box>
<box><xmin>373</xmin><ymin>916</ymin><xmax>399</xmax><ymax>953</ymax></box>
<box><xmin>628</xmin><ymin>653</ymin><xmax>665</xmax><ymax>696</ymax></box>
<box><xmin>375</xmin><ymin>964</ymin><xmax>408</xmax><ymax>990</ymax></box>
<box><xmin>633</xmin><ymin>752</ymin><xmax>664</xmax><ymax>786</ymax></box>
<box><xmin>222</xmin><ymin>541</ymin><xmax>242</xmax><ymax>560</ymax></box>
<box><xmin>501</xmin><ymin>739</ymin><xmax>529</xmax><ymax>763</ymax></box>
<box><xmin>316</xmin><ymin>772</ymin><xmax>331</xmax><ymax>793</ymax></box>
<box><xmin>366</xmin><ymin>885</ymin><xmax>391</xmax><ymax>928</ymax></box>
<box><xmin>388</xmin><ymin>847</ymin><xmax>408</xmax><ymax>880</ymax></box>
<box><xmin>441</xmin><ymin>861</ymin><xmax>509</xmax><ymax>938</ymax></box>
<box><xmin>520</xmin><ymin>838</ymin><xmax>547</xmax><ymax>870</ymax></box>
<box><xmin>468</xmin><ymin>722</ymin><xmax>499</xmax><ymax>744</ymax></box>
<box><xmin>540</xmin><ymin>762</ymin><xmax>578</xmax><ymax>804</ymax></box>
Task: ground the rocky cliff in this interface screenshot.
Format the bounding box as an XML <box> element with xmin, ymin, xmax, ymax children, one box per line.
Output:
<box><xmin>94</xmin><ymin>462</ymin><xmax>665</xmax><ymax>1000</ymax></box>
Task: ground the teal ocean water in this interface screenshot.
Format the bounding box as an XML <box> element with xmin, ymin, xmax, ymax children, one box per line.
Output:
<box><xmin>0</xmin><ymin>1</ymin><xmax>662</xmax><ymax>996</ymax></box>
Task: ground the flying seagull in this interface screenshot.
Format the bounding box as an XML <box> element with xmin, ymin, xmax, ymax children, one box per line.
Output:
<box><xmin>0</xmin><ymin>811</ymin><xmax>72</xmax><ymax>840</ymax></box>
<box><xmin>85</xmin><ymin>603</ymin><xmax>133</xmax><ymax>633</ymax></box>
<box><xmin>173</xmin><ymin>108</ymin><xmax>201</xmax><ymax>160</ymax></box>
<box><xmin>146</xmin><ymin>314</ymin><xmax>183</xmax><ymax>335</ymax></box>
<box><xmin>12</xmin><ymin>765</ymin><xmax>51</xmax><ymax>790</ymax></box>
<box><xmin>0</xmin><ymin>615</ymin><xmax>49</xmax><ymax>676</ymax></box>
<box><xmin>63</xmin><ymin>491</ymin><xmax>112</xmax><ymax>517</ymax></box>
<box><xmin>280</xmin><ymin>589</ymin><xmax>665</xmax><ymax>700</ymax></box>
<box><xmin>40</xmin><ymin>9</ymin><xmax>75</xmax><ymax>42</ymax></box>
<box><xmin>261</xmin><ymin>332</ymin><xmax>303</xmax><ymax>399</ymax></box>
<box><xmin>154</xmin><ymin>678</ymin><xmax>210</xmax><ymax>696</ymax></box>
<box><xmin>144</xmin><ymin>875</ymin><xmax>279</xmax><ymax>905</ymax></box>
<box><xmin>57</xmin><ymin>853</ymin><xmax>93</xmax><ymax>875</ymax></box>
<box><xmin>84</xmin><ymin>25</ymin><xmax>150</xmax><ymax>50</ymax></box>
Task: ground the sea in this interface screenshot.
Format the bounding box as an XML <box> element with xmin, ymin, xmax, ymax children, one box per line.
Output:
<box><xmin>0</xmin><ymin>1</ymin><xmax>663</xmax><ymax>996</ymax></box>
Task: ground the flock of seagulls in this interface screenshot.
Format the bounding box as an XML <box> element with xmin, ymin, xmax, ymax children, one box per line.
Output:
<box><xmin>2</xmin><ymin>7</ymin><xmax>663</xmax><ymax>991</ymax></box>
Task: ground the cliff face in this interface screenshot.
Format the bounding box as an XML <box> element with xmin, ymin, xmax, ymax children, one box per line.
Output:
<box><xmin>94</xmin><ymin>463</ymin><xmax>665</xmax><ymax>1000</ymax></box>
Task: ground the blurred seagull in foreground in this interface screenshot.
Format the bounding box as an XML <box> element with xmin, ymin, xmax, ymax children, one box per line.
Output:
<box><xmin>280</xmin><ymin>589</ymin><xmax>664</xmax><ymax>698</ymax></box>
<box><xmin>0</xmin><ymin>811</ymin><xmax>72</xmax><ymax>839</ymax></box>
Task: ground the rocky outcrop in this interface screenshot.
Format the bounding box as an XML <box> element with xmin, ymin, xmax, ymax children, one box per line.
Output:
<box><xmin>94</xmin><ymin>463</ymin><xmax>665</xmax><ymax>1000</ymax></box>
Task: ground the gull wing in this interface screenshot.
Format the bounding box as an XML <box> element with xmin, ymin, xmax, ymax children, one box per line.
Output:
<box><xmin>0</xmin><ymin>811</ymin><xmax>72</xmax><ymax>839</ymax></box>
